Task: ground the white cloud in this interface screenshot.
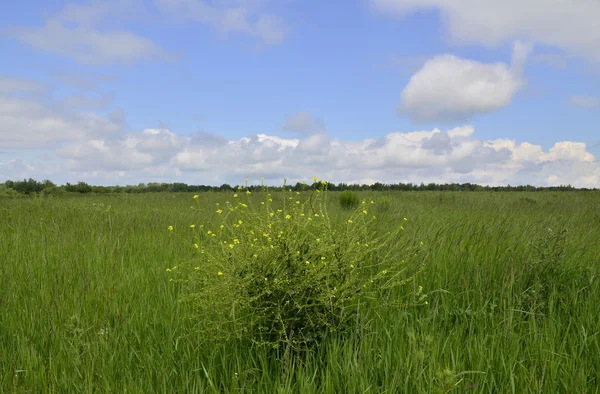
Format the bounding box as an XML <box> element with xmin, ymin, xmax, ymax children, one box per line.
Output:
<box><xmin>1</xmin><ymin>78</ymin><xmax>597</xmax><ymax>187</ymax></box>
<box><xmin>7</xmin><ymin>122</ymin><xmax>592</xmax><ymax>188</ymax></box>
<box><xmin>0</xmin><ymin>75</ymin><xmax>48</xmax><ymax>95</ymax></box>
<box><xmin>371</xmin><ymin>0</ymin><xmax>600</xmax><ymax>62</ymax></box>
<box><xmin>12</xmin><ymin>20</ymin><xmax>169</xmax><ymax>65</ymax></box>
<box><xmin>282</xmin><ymin>110</ymin><xmax>326</xmax><ymax>134</ymax></box>
<box><xmin>0</xmin><ymin>77</ymin><xmax>124</xmax><ymax>148</ymax></box>
<box><xmin>53</xmin><ymin>0</ymin><xmax>142</xmax><ymax>26</ymax></box>
<box><xmin>9</xmin><ymin>1</ymin><xmax>169</xmax><ymax>65</ymax></box>
<box><xmin>568</xmin><ymin>95</ymin><xmax>599</xmax><ymax>108</ymax></box>
<box><xmin>399</xmin><ymin>41</ymin><xmax>531</xmax><ymax>122</ymax></box>
<box><xmin>57</xmin><ymin>128</ymin><xmax>181</xmax><ymax>171</ymax></box>
<box><xmin>155</xmin><ymin>0</ymin><xmax>288</xmax><ymax>45</ymax></box>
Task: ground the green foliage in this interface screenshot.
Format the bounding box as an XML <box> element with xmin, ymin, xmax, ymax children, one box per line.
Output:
<box><xmin>378</xmin><ymin>196</ymin><xmax>392</xmax><ymax>211</ymax></box>
<box><xmin>2</xmin><ymin>191</ymin><xmax>600</xmax><ymax>392</ymax></box>
<box><xmin>65</xmin><ymin>181</ymin><xmax>93</xmax><ymax>194</ymax></box>
<box><xmin>0</xmin><ymin>184</ymin><xmax>20</xmax><ymax>197</ymax></box>
<box><xmin>339</xmin><ymin>190</ymin><xmax>360</xmax><ymax>210</ymax></box>
<box><xmin>5</xmin><ymin>178</ymin><xmax>45</xmax><ymax>194</ymax></box>
<box><xmin>175</xmin><ymin>183</ymin><xmax>421</xmax><ymax>352</ymax></box>
<box><xmin>40</xmin><ymin>185</ymin><xmax>66</xmax><ymax>196</ymax></box>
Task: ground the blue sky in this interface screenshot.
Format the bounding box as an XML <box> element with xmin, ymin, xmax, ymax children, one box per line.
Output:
<box><xmin>1</xmin><ymin>0</ymin><xmax>599</xmax><ymax>187</ymax></box>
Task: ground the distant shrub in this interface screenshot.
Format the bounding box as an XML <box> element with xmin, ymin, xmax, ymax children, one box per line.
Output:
<box><xmin>170</xmin><ymin>180</ymin><xmax>423</xmax><ymax>354</ymax></box>
<box><xmin>339</xmin><ymin>190</ymin><xmax>360</xmax><ymax>209</ymax></box>
<box><xmin>65</xmin><ymin>182</ymin><xmax>92</xmax><ymax>194</ymax></box>
<box><xmin>378</xmin><ymin>196</ymin><xmax>392</xmax><ymax>211</ymax></box>
<box><xmin>40</xmin><ymin>186</ymin><xmax>66</xmax><ymax>197</ymax></box>
<box><xmin>0</xmin><ymin>185</ymin><xmax>20</xmax><ymax>197</ymax></box>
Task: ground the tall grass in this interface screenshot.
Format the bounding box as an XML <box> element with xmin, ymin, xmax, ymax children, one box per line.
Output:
<box><xmin>1</xmin><ymin>191</ymin><xmax>599</xmax><ymax>393</ymax></box>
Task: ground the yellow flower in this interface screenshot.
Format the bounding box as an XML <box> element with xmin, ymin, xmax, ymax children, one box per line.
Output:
<box><xmin>246</xmin><ymin>190</ymin><xmax>251</xmax><ymax>195</ymax></box>
<box><xmin>295</xmin><ymin>201</ymin><xmax>300</xmax><ymax>204</ymax></box>
<box><xmin>218</xmin><ymin>271</ymin><xmax>223</xmax><ymax>276</ymax></box>
<box><xmin>260</xmin><ymin>176</ymin><xmax>264</xmax><ymax>181</ymax></box>
<box><xmin>321</xmin><ymin>180</ymin><xmax>327</xmax><ymax>185</ymax></box>
<box><xmin>237</xmin><ymin>185</ymin><xmax>242</xmax><ymax>190</ymax></box>
<box><xmin>229</xmin><ymin>244</ymin><xmax>234</xmax><ymax>249</ymax></box>
<box><xmin>269</xmin><ymin>212</ymin><xmax>274</xmax><ymax>217</ymax></box>
<box><xmin>316</xmin><ymin>238</ymin><xmax>320</xmax><ymax>243</ymax></box>
<box><xmin>285</xmin><ymin>214</ymin><xmax>291</xmax><ymax>220</ymax></box>
<box><xmin>190</xmin><ymin>224</ymin><xmax>196</xmax><ymax>229</ymax></box>
<box><xmin>216</xmin><ymin>209</ymin><xmax>223</xmax><ymax>214</ymax></box>
<box><xmin>233</xmin><ymin>239</ymin><xmax>240</xmax><ymax>244</ymax></box>
<box><xmin>194</xmin><ymin>244</ymin><xmax>199</xmax><ymax>249</ymax></box>
<box><xmin>362</xmin><ymin>210</ymin><xmax>367</xmax><ymax>214</ymax></box>
<box><xmin>233</xmin><ymin>193</ymin><xmax>238</xmax><ymax>198</ymax></box>
<box><xmin>207</xmin><ymin>230</ymin><xmax>212</xmax><ymax>235</ymax></box>
<box><xmin>168</xmin><ymin>225</ymin><xmax>174</xmax><ymax>231</ymax></box>
<box><xmin>404</xmin><ymin>217</ymin><xmax>408</xmax><ymax>221</ymax></box>
<box><xmin>277</xmin><ymin>209</ymin><xmax>282</xmax><ymax>213</ymax></box>
<box><xmin>193</xmin><ymin>194</ymin><xmax>199</xmax><ymax>199</ymax></box>
<box><xmin>313</xmin><ymin>176</ymin><xmax>319</xmax><ymax>182</ymax></box>
<box><xmin>321</xmin><ymin>256</ymin><xmax>326</xmax><ymax>261</ymax></box>
<box><xmin>238</xmin><ymin>220</ymin><xmax>243</xmax><ymax>225</ymax></box>
<box><xmin>306</xmin><ymin>260</ymin><xmax>310</xmax><ymax>265</ymax></box>
<box><xmin>347</xmin><ymin>219</ymin><xmax>353</xmax><ymax>224</ymax></box>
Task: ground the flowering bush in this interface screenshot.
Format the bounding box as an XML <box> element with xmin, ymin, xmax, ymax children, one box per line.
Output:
<box><xmin>173</xmin><ymin>179</ymin><xmax>423</xmax><ymax>352</ymax></box>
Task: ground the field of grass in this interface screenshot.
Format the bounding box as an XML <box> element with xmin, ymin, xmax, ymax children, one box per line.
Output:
<box><xmin>1</xmin><ymin>190</ymin><xmax>599</xmax><ymax>393</ymax></box>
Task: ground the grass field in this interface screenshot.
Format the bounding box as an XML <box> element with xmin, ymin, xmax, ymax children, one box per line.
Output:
<box><xmin>1</xmin><ymin>191</ymin><xmax>599</xmax><ymax>393</ymax></box>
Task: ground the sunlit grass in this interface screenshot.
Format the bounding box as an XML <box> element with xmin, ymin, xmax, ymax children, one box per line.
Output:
<box><xmin>1</xmin><ymin>191</ymin><xmax>599</xmax><ymax>393</ymax></box>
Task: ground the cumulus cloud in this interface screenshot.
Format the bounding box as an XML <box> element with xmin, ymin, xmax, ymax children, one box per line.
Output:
<box><xmin>18</xmin><ymin>124</ymin><xmax>594</xmax><ymax>188</ymax></box>
<box><xmin>568</xmin><ymin>95</ymin><xmax>599</xmax><ymax>108</ymax></box>
<box><xmin>370</xmin><ymin>0</ymin><xmax>600</xmax><ymax>62</ymax></box>
<box><xmin>0</xmin><ymin>77</ymin><xmax>124</xmax><ymax>148</ymax></box>
<box><xmin>155</xmin><ymin>0</ymin><xmax>288</xmax><ymax>45</ymax></box>
<box><xmin>398</xmin><ymin>41</ymin><xmax>531</xmax><ymax>123</ymax></box>
<box><xmin>1</xmin><ymin>75</ymin><xmax>598</xmax><ymax>187</ymax></box>
<box><xmin>57</xmin><ymin>128</ymin><xmax>181</xmax><ymax>172</ymax></box>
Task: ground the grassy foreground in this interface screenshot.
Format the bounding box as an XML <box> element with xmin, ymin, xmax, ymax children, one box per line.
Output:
<box><xmin>1</xmin><ymin>191</ymin><xmax>599</xmax><ymax>393</ymax></box>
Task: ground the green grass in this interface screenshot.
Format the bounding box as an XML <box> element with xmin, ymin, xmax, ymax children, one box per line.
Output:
<box><xmin>1</xmin><ymin>191</ymin><xmax>599</xmax><ymax>393</ymax></box>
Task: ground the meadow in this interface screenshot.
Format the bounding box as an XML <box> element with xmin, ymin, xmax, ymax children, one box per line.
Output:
<box><xmin>1</xmin><ymin>190</ymin><xmax>599</xmax><ymax>393</ymax></box>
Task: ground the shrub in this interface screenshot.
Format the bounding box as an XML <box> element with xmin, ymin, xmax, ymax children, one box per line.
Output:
<box><xmin>378</xmin><ymin>196</ymin><xmax>392</xmax><ymax>211</ymax></box>
<box><xmin>339</xmin><ymin>190</ymin><xmax>360</xmax><ymax>210</ymax></box>
<box><xmin>170</xmin><ymin>180</ymin><xmax>423</xmax><ymax>354</ymax></box>
<box><xmin>0</xmin><ymin>185</ymin><xmax>20</xmax><ymax>197</ymax></box>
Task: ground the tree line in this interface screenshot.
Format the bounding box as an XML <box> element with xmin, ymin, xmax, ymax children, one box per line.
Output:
<box><xmin>1</xmin><ymin>178</ymin><xmax>595</xmax><ymax>196</ymax></box>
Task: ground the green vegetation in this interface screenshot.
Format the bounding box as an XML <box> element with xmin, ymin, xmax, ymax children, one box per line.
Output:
<box><xmin>3</xmin><ymin>178</ymin><xmax>596</xmax><ymax>196</ymax></box>
<box><xmin>1</xmin><ymin>190</ymin><xmax>599</xmax><ymax>393</ymax></box>
<box><xmin>338</xmin><ymin>190</ymin><xmax>361</xmax><ymax>209</ymax></box>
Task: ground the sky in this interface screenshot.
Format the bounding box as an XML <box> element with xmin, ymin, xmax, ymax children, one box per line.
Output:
<box><xmin>1</xmin><ymin>0</ymin><xmax>599</xmax><ymax>187</ymax></box>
